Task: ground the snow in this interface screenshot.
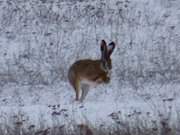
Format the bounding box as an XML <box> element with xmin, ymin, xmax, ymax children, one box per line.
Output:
<box><xmin>0</xmin><ymin>0</ymin><xmax>180</xmax><ymax>133</ymax></box>
<box><xmin>0</xmin><ymin>81</ymin><xmax>179</xmax><ymax>129</ymax></box>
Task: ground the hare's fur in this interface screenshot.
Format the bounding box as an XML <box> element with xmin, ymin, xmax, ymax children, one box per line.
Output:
<box><xmin>68</xmin><ymin>40</ymin><xmax>115</xmax><ymax>101</ymax></box>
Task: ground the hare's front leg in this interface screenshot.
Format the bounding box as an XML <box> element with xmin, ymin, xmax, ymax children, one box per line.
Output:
<box><xmin>80</xmin><ymin>84</ymin><xmax>89</xmax><ymax>102</ymax></box>
<box><xmin>99</xmin><ymin>73</ymin><xmax>110</xmax><ymax>84</ymax></box>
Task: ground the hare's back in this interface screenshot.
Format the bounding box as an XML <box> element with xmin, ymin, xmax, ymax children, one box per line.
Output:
<box><xmin>71</xmin><ymin>59</ymin><xmax>103</xmax><ymax>78</ymax></box>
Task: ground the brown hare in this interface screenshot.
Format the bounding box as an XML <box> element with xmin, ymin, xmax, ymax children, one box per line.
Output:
<box><xmin>68</xmin><ymin>40</ymin><xmax>115</xmax><ymax>101</ymax></box>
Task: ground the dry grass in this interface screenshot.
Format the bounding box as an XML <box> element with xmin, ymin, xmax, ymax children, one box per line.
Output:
<box><xmin>0</xmin><ymin>110</ymin><xmax>179</xmax><ymax>135</ymax></box>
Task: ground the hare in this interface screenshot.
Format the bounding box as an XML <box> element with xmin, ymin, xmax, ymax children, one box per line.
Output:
<box><xmin>68</xmin><ymin>40</ymin><xmax>115</xmax><ymax>101</ymax></box>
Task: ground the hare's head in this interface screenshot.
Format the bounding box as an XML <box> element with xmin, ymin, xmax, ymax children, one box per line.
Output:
<box><xmin>100</xmin><ymin>40</ymin><xmax>115</xmax><ymax>72</ymax></box>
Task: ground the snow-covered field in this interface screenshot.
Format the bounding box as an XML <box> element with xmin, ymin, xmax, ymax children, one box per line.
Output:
<box><xmin>0</xmin><ymin>0</ymin><xmax>180</xmax><ymax>134</ymax></box>
<box><xmin>0</xmin><ymin>82</ymin><xmax>180</xmax><ymax>134</ymax></box>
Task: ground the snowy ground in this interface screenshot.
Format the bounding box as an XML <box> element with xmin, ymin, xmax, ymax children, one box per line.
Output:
<box><xmin>0</xmin><ymin>81</ymin><xmax>180</xmax><ymax>131</ymax></box>
<box><xmin>0</xmin><ymin>0</ymin><xmax>180</xmax><ymax>134</ymax></box>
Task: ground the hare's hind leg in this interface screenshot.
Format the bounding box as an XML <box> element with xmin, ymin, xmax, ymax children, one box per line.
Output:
<box><xmin>70</xmin><ymin>78</ymin><xmax>80</xmax><ymax>101</ymax></box>
<box><xmin>68</xmin><ymin>69</ymin><xmax>80</xmax><ymax>101</ymax></box>
<box><xmin>75</xmin><ymin>80</ymin><xmax>81</xmax><ymax>101</ymax></box>
<box><xmin>80</xmin><ymin>84</ymin><xmax>89</xmax><ymax>102</ymax></box>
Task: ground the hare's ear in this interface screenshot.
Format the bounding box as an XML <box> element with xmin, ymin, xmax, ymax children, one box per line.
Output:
<box><xmin>107</xmin><ymin>42</ymin><xmax>115</xmax><ymax>57</ymax></box>
<box><xmin>100</xmin><ymin>40</ymin><xmax>108</xmax><ymax>61</ymax></box>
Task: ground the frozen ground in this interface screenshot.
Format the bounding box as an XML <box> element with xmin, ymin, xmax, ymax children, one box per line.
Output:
<box><xmin>0</xmin><ymin>0</ymin><xmax>180</xmax><ymax>134</ymax></box>
<box><xmin>0</xmin><ymin>81</ymin><xmax>180</xmax><ymax>131</ymax></box>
